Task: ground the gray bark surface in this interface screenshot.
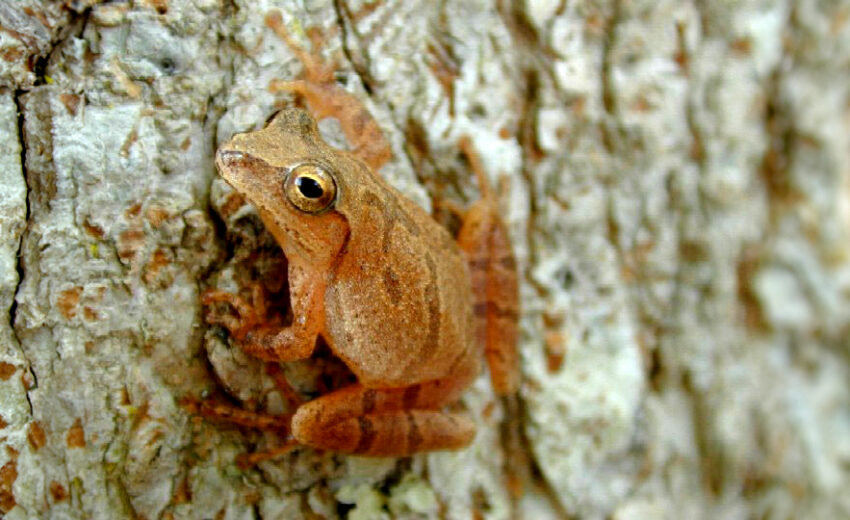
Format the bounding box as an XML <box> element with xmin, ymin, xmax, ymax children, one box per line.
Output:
<box><xmin>1</xmin><ymin>1</ymin><xmax>849</xmax><ymax>518</ymax></box>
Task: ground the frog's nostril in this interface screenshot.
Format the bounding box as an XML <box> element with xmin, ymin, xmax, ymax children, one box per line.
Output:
<box><xmin>216</xmin><ymin>149</ymin><xmax>246</xmax><ymax>167</ymax></box>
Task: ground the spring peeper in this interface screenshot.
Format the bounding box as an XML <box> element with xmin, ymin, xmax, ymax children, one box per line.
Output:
<box><xmin>207</xmin><ymin>107</ymin><xmax>486</xmax><ymax>457</ymax></box>
<box><xmin>199</xmin><ymin>14</ymin><xmax>518</xmax><ymax>462</ymax></box>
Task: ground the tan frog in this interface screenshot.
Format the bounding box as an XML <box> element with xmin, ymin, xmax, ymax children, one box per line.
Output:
<box><xmin>197</xmin><ymin>12</ymin><xmax>519</xmax><ymax>464</ymax></box>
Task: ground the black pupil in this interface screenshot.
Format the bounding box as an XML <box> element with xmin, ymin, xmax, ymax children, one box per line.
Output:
<box><xmin>296</xmin><ymin>176</ymin><xmax>324</xmax><ymax>199</ymax></box>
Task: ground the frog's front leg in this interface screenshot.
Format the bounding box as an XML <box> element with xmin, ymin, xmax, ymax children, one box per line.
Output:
<box><xmin>291</xmin><ymin>369</ymin><xmax>478</xmax><ymax>456</ymax></box>
<box><xmin>204</xmin><ymin>262</ymin><xmax>324</xmax><ymax>363</ymax></box>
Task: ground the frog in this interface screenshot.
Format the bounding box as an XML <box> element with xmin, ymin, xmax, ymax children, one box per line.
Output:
<box><xmin>196</xmin><ymin>11</ymin><xmax>519</xmax><ymax>464</ymax></box>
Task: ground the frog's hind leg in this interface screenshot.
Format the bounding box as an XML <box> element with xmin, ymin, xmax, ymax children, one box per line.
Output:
<box><xmin>183</xmin><ymin>363</ymin><xmax>306</xmax><ymax>467</ymax></box>
<box><xmin>265</xmin><ymin>11</ymin><xmax>336</xmax><ymax>84</ymax></box>
<box><xmin>183</xmin><ymin>396</ymin><xmax>292</xmax><ymax>432</ymax></box>
<box><xmin>235</xmin><ymin>439</ymin><xmax>300</xmax><ymax>468</ymax></box>
<box><xmin>188</xmin><ymin>394</ymin><xmax>299</xmax><ymax>468</ymax></box>
<box><xmin>264</xmin><ymin>10</ymin><xmax>392</xmax><ymax>171</ymax></box>
<box><xmin>268</xmin><ymin>75</ymin><xmax>392</xmax><ymax>171</ymax></box>
<box><xmin>457</xmin><ymin>205</ymin><xmax>520</xmax><ymax>396</ymax></box>
<box><xmin>188</xmin><ymin>396</ymin><xmax>299</xmax><ymax>468</ymax></box>
<box><xmin>291</xmin><ymin>371</ymin><xmax>478</xmax><ymax>456</ymax></box>
<box><xmin>456</xmin><ymin>137</ymin><xmax>521</xmax><ymax>396</ymax></box>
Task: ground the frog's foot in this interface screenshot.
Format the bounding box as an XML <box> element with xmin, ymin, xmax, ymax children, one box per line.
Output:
<box><xmin>182</xmin><ymin>396</ymin><xmax>302</xmax><ymax>467</ymax></box>
<box><xmin>202</xmin><ymin>283</ymin><xmax>268</xmax><ymax>340</ymax></box>
<box><xmin>291</xmin><ymin>370</ymin><xmax>479</xmax><ymax>456</ymax></box>
<box><xmin>235</xmin><ymin>439</ymin><xmax>300</xmax><ymax>469</ymax></box>
<box><xmin>182</xmin><ymin>396</ymin><xmax>292</xmax><ymax>432</ymax></box>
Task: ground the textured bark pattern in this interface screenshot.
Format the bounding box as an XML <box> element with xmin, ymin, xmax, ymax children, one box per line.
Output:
<box><xmin>1</xmin><ymin>0</ymin><xmax>848</xmax><ymax>518</ymax></box>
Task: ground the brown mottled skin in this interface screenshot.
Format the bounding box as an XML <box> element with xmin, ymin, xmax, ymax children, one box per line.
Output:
<box><xmin>209</xmin><ymin>109</ymin><xmax>480</xmax><ymax>456</ymax></box>
<box><xmin>198</xmin><ymin>12</ymin><xmax>519</xmax><ymax>462</ymax></box>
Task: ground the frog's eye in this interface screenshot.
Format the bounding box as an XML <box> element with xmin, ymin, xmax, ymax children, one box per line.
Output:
<box><xmin>284</xmin><ymin>164</ymin><xmax>337</xmax><ymax>214</ymax></box>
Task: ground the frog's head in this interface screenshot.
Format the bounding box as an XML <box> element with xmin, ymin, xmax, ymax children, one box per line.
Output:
<box><xmin>215</xmin><ymin>108</ymin><xmax>350</xmax><ymax>265</ymax></box>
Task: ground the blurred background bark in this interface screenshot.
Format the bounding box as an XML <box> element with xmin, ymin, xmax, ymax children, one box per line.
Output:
<box><xmin>1</xmin><ymin>1</ymin><xmax>848</xmax><ymax>518</ymax></box>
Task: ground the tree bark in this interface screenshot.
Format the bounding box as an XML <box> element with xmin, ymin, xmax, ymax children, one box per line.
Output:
<box><xmin>1</xmin><ymin>0</ymin><xmax>849</xmax><ymax>518</ymax></box>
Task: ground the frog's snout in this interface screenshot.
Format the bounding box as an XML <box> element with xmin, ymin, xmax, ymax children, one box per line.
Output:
<box><xmin>214</xmin><ymin>149</ymin><xmax>277</xmax><ymax>194</ymax></box>
<box><xmin>215</xmin><ymin>148</ymin><xmax>246</xmax><ymax>169</ymax></box>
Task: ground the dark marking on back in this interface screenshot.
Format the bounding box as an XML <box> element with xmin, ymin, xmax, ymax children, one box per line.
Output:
<box><xmin>361</xmin><ymin>186</ymin><xmax>420</xmax><ymax>253</ymax></box>
<box><xmin>382</xmin><ymin>266</ymin><xmax>403</xmax><ymax>303</ymax></box>
<box><xmin>424</xmin><ymin>254</ymin><xmax>441</xmax><ymax>355</ymax></box>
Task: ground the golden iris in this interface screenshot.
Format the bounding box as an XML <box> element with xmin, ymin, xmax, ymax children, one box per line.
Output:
<box><xmin>284</xmin><ymin>163</ymin><xmax>337</xmax><ymax>214</ymax></box>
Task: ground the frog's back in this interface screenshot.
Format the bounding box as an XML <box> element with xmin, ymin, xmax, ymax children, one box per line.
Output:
<box><xmin>323</xmin><ymin>179</ymin><xmax>478</xmax><ymax>388</ymax></box>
